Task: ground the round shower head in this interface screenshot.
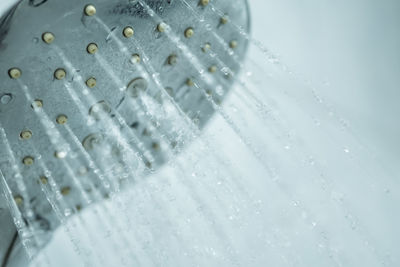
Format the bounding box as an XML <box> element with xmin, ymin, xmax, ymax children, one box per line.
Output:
<box><xmin>0</xmin><ymin>0</ymin><xmax>250</xmax><ymax>264</ymax></box>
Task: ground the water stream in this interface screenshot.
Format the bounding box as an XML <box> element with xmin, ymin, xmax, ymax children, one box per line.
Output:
<box><xmin>0</xmin><ymin>1</ymin><xmax>398</xmax><ymax>266</ymax></box>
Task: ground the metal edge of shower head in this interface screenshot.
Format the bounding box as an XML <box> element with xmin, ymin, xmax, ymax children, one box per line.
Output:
<box><xmin>0</xmin><ymin>0</ymin><xmax>20</xmax><ymax>43</ymax></box>
<box><xmin>0</xmin><ymin>190</ymin><xmax>18</xmax><ymax>267</ymax></box>
<box><xmin>0</xmin><ymin>194</ymin><xmax>29</xmax><ymax>267</ymax></box>
<box><xmin>0</xmin><ymin>0</ymin><xmax>251</xmax><ymax>265</ymax></box>
<box><xmin>0</xmin><ymin>1</ymin><xmax>23</xmax><ymax>264</ymax></box>
<box><xmin>0</xmin><ymin>0</ymin><xmax>20</xmax><ymax>17</ymax></box>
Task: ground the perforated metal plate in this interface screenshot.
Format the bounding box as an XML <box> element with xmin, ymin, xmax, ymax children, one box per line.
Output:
<box><xmin>0</xmin><ymin>0</ymin><xmax>250</xmax><ymax>257</ymax></box>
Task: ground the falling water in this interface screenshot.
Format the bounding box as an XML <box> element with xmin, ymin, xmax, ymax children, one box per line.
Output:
<box><xmin>0</xmin><ymin>0</ymin><xmax>398</xmax><ymax>267</ymax></box>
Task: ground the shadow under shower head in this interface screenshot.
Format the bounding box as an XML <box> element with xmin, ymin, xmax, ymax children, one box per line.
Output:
<box><xmin>0</xmin><ymin>0</ymin><xmax>250</xmax><ymax>265</ymax></box>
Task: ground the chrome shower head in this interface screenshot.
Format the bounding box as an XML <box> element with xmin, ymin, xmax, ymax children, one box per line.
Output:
<box><xmin>0</xmin><ymin>0</ymin><xmax>250</xmax><ymax>264</ymax></box>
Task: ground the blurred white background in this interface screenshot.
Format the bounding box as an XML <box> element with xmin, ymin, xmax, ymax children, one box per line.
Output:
<box><xmin>250</xmin><ymin>0</ymin><xmax>400</xmax><ymax>172</ymax></box>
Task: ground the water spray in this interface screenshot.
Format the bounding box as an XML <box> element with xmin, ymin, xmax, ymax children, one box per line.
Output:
<box><xmin>0</xmin><ymin>0</ymin><xmax>250</xmax><ymax>266</ymax></box>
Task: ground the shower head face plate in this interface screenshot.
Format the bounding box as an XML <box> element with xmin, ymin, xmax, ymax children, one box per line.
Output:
<box><xmin>0</xmin><ymin>0</ymin><xmax>250</xmax><ymax>250</ymax></box>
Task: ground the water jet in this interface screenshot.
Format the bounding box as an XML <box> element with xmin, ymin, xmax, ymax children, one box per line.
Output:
<box><xmin>0</xmin><ymin>0</ymin><xmax>250</xmax><ymax>265</ymax></box>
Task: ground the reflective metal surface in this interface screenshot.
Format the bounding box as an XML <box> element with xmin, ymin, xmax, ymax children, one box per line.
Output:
<box><xmin>0</xmin><ymin>0</ymin><xmax>250</xmax><ymax>265</ymax></box>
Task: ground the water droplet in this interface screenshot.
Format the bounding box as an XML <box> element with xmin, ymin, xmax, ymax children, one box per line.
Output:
<box><xmin>26</xmin><ymin>210</ymin><xmax>34</xmax><ymax>218</ymax></box>
<box><xmin>64</xmin><ymin>208</ymin><xmax>72</xmax><ymax>217</ymax></box>
<box><xmin>216</xmin><ymin>86</ymin><xmax>224</xmax><ymax>96</ymax></box>
<box><xmin>221</xmin><ymin>67</ymin><xmax>230</xmax><ymax>75</ymax></box>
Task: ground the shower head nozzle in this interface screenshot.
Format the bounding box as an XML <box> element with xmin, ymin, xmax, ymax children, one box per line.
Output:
<box><xmin>0</xmin><ymin>0</ymin><xmax>250</xmax><ymax>264</ymax></box>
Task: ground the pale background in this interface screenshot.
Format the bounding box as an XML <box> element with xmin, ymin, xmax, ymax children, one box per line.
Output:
<box><xmin>250</xmin><ymin>0</ymin><xmax>400</xmax><ymax>172</ymax></box>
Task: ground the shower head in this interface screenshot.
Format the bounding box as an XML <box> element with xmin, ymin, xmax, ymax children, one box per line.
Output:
<box><xmin>0</xmin><ymin>0</ymin><xmax>250</xmax><ymax>264</ymax></box>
